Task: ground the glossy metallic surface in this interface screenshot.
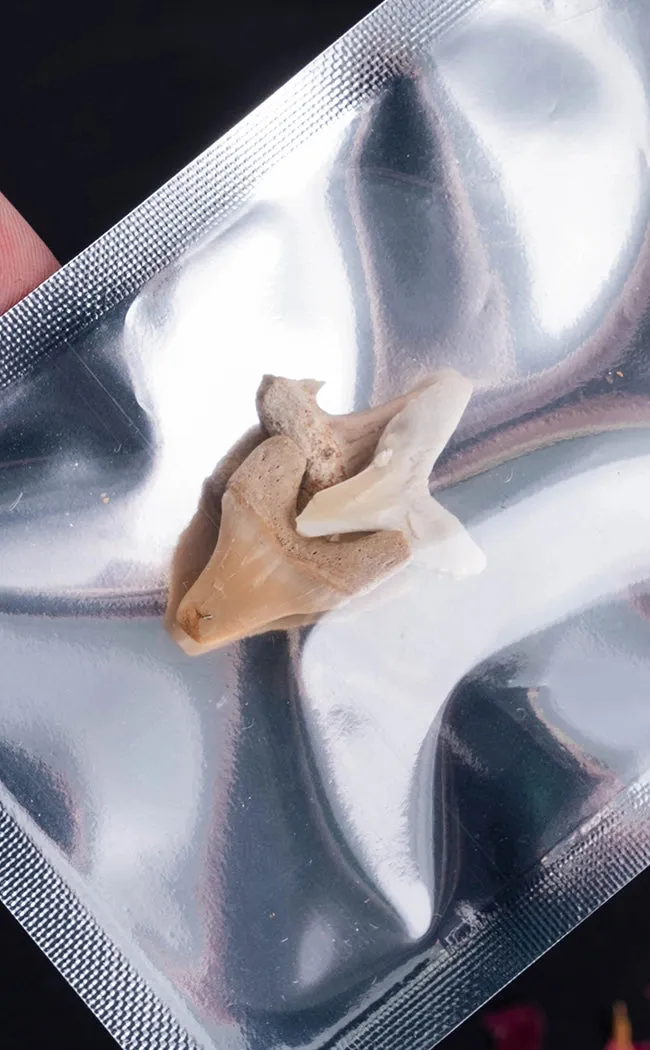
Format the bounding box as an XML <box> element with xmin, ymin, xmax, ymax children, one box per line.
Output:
<box><xmin>2</xmin><ymin>1</ymin><xmax>650</xmax><ymax>1047</ymax></box>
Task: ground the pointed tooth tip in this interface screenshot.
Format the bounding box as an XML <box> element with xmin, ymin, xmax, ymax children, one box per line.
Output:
<box><xmin>176</xmin><ymin>601</ymin><xmax>212</xmax><ymax>644</ymax></box>
<box><xmin>459</xmin><ymin>547</ymin><xmax>487</xmax><ymax>577</ymax></box>
<box><xmin>295</xmin><ymin>510</ymin><xmax>319</xmax><ymax>537</ymax></box>
<box><xmin>296</xmin><ymin>500</ymin><xmax>347</xmax><ymax>538</ymax></box>
<box><xmin>434</xmin><ymin>368</ymin><xmax>473</xmax><ymax>399</ymax></box>
<box><xmin>175</xmin><ymin>601</ymin><xmax>249</xmax><ymax>650</ymax></box>
<box><xmin>176</xmin><ymin>597</ymin><xmax>242</xmax><ymax>648</ymax></box>
<box><xmin>442</xmin><ymin>542</ymin><xmax>487</xmax><ymax>579</ymax></box>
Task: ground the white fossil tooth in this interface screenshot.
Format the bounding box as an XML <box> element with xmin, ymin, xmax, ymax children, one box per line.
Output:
<box><xmin>296</xmin><ymin>369</ymin><xmax>486</xmax><ymax>577</ymax></box>
<box><xmin>174</xmin><ymin>435</ymin><xmax>410</xmax><ymax>652</ymax></box>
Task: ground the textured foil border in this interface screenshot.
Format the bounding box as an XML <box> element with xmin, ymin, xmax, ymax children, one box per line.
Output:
<box><xmin>3</xmin><ymin>779</ymin><xmax>650</xmax><ymax>1050</ymax></box>
<box><xmin>0</xmin><ymin>805</ymin><xmax>201</xmax><ymax>1050</ymax></box>
<box><xmin>5</xmin><ymin>0</ymin><xmax>647</xmax><ymax>1048</ymax></box>
<box><xmin>326</xmin><ymin>777</ymin><xmax>650</xmax><ymax>1050</ymax></box>
<box><xmin>0</xmin><ymin>0</ymin><xmax>483</xmax><ymax>389</ymax></box>
<box><xmin>0</xmin><ymin>0</ymin><xmax>487</xmax><ymax>1045</ymax></box>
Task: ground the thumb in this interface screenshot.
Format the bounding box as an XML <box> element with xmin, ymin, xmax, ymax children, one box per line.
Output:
<box><xmin>0</xmin><ymin>192</ymin><xmax>59</xmax><ymax>315</ymax></box>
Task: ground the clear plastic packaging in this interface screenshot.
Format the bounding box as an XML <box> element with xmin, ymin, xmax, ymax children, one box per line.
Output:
<box><xmin>2</xmin><ymin>1</ymin><xmax>650</xmax><ymax>1048</ymax></box>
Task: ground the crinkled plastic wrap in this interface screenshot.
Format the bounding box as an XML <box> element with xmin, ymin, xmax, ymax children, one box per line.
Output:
<box><xmin>2</xmin><ymin>0</ymin><xmax>650</xmax><ymax>1047</ymax></box>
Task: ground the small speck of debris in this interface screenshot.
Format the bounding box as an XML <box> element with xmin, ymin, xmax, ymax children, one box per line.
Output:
<box><xmin>269</xmin><ymin>912</ymin><xmax>276</xmax><ymax>919</ymax></box>
<box><xmin>616</xmin><ymin>370</ymin><xmax>624</xmax><ymax>377</ymax></box>
<box><xmin>100</xmin><ymin>493</ymin><xmax>110</xmax><ymax>504</ymax></box>
<box><xmin>7</xmin><ymin>492</ymin><xmax>23</xmax><ymax>512</ymax></box>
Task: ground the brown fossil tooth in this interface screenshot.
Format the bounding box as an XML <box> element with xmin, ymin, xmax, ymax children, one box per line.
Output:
<box><xmin>174</xmin><ymin>435</ymin><xmax>410</xmax><ymax>652</ymax></box>
<box><xmin>170</xmin><ymin>602</ymin><xmax>319</xmax><ymax>657</ymax></box>
<box><xmin>256</xmin><ymin>374</ymin><xmax>437</xmax><ymax>506</ymax></box>
<box><xmin>164</xmin><ymin>425</ymin><xmax>265</xmax><ymax>634</ymax></box>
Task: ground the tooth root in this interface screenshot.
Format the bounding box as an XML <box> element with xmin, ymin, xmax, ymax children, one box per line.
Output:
<box><xmin>255</xmin><ymin>373</ymin><xmax>443</xmax><ymax>505</ymax></box>
<box><xmin>256</xmin><ymin>376</ymin><xmax>348</xmax><ymax>501</ymax></box>
<box><xmin>170</xmin><ymin>609</ymin><xmax>320</xmax><ymax>657</ymax></box>
<box><xmin>175</xmin><ymin>436</ymin><xmax>410</xmax><ymax>652</ymax></box>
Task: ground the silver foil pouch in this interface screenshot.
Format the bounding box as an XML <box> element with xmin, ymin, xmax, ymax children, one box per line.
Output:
<box><xmin>2</xmin><ymin>1</ymin><xmax>650</xmax><ymax>1048</ymax></box>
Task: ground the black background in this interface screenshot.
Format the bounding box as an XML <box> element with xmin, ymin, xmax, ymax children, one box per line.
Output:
<box><xmin>1</xmin><ymin>0</ymin><xmax>374</xmax><ymax>263</ymax></box>
<box><xmin>2</xmin><ymin>1</ymin><xmax>650</xmax><ymax>1048</ymax></box>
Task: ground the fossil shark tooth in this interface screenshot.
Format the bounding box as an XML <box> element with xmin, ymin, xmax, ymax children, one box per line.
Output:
<box><xmin>295</xmin><ymin>369</ymin><xmax>486</xmax><ymax>578</ymax></box>
<box><xmin>256</xmin><ymin>373</ymin><xmax>438</xmax><ymax>506</ymax></box>
<box><xmin>169</xmin><ymin>374</ymin><xmax>439</xmax><ymax>633</ymax></box>
<box><xmin>168</xmin><ymin>375</ymin><xmax>432</xmax><ymax>647</ymax></box>
<box><xmin>174</xmin><ymin>435</ymin><xmax>410</xmax><ymax>651</ymax></box>
<box><xmin>165</xmin><ymin>424</ymin><xmax>265</xmax><ymax>634</ymax></box>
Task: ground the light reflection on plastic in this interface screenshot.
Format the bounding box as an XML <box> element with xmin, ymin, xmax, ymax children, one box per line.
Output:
<box><xmin>301</xmin><ymin>454</ymin><xmax>650</xmax><ymax>934</ymax></box>
<box><xmin>123</xmin><ymin>115</ymin><xmax>358</xmax><ymax>556</ymax></box>
<box><xmin>438</xmin><ymin>5</ymin><xmax>650</xmax><ymax>340</ymax></box>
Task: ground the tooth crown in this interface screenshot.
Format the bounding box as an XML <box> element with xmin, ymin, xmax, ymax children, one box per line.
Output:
<box><xmin>174</xmin><ymin>436</ymin><xmax>410</xmax><ymax>650</ymax></box>
<box><xmin>256</xmin><ymin>376</ymin><xmax>348</xmax><ymax>501</ymax></box>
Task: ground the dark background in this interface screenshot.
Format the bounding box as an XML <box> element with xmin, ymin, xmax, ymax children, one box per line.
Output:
<box><xmin>2</xmin><ymin>1</ymin><xmax>650</xmax><ymax>1047</ymax></box>
<box><xmin>1</xmin><ymin>0</ymin><xmax>375</xmax><ymax>263</ymax></box>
